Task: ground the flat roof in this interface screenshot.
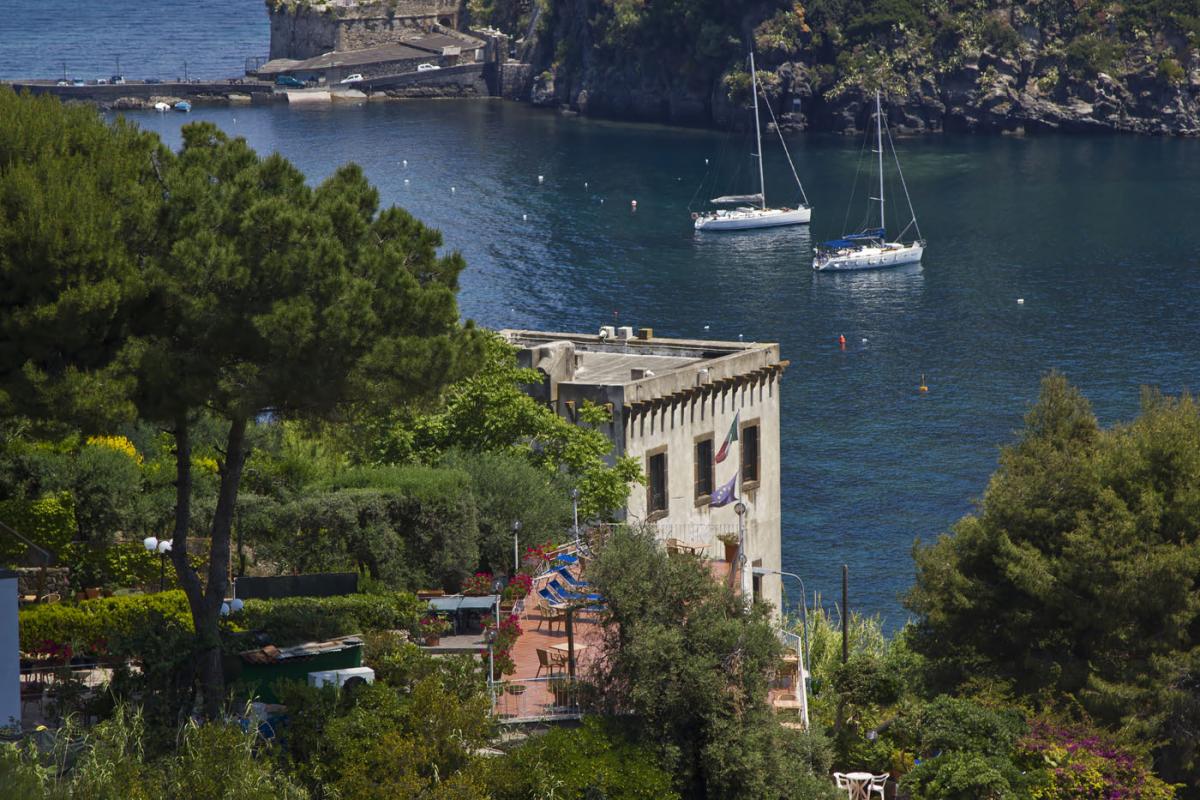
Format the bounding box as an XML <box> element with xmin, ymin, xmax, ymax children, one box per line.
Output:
<box><xmin>503</xmin><ymin>329</ymin><xmax>777</xmax><ymax>388</ymax></box>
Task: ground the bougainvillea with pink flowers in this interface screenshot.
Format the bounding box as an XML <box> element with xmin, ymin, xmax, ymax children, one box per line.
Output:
<box><xmin>1017</xmin><ymin>719</ymin><xmax>1177</xmax><ymax>800</ymax></box>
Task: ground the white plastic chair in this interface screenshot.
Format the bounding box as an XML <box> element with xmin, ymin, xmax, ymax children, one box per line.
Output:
<box><xmin>869</xmin><ymin>773</ymin><xmax>889</xmax><ymax>799</ymax></box>
<box><xmin>833</xmin><ymin>773</ymin><xmax>849</xmax><ymax>791</ymax></box>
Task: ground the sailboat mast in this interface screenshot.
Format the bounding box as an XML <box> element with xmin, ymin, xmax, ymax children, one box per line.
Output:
<box><xmin>876</xmin><ymin>88</ymin><xmax>885</xmax><ymax>233</ymax></box>
<box><xmin>751</xmin><ymin>51</ymin><xmax>766</xmax><ymax>210</ymax></box>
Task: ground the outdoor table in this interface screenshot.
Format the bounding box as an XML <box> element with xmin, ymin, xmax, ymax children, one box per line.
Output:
<box><xmin>843</xmin><ymin>772</ymin><xmax>874</xmax><ymax>800</ymax></box>
<box><xmin>550</xmin><ymin>642</ymin><xmax>589</xmax><ymax>653</ymax></box>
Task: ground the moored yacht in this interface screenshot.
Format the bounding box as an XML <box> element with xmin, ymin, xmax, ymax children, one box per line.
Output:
<box><xmin>813</xmin><ymin>89</ymin><xmax>924</xmax><ymax>271</ymax></box>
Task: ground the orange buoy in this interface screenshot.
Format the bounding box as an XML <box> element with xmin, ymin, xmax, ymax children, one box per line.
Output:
<box><xmin>919</xmin><ymin>373</ymin><xmax>929</xmax><ymax>393</ymax></box>
<box><xmin>838</xmin><ymin>334</ymin><xmax>846</xmax><ymax>349</ymax></box>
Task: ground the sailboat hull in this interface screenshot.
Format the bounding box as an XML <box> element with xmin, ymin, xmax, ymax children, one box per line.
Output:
<box><xmin>695</xmin><ymin>206</ymin><xmax>811</xmax><ymax>231</ymax></box>
<box><xmin>813</xmin><ymin>242</ymin><xmax>924</xmax><ymax>271</ymax></box>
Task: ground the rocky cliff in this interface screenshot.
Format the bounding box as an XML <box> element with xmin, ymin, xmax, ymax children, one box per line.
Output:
<box><xmin>518</xmin><ymin>0</ymin><xmax>1200</xmax><ymax>135</ymax></box>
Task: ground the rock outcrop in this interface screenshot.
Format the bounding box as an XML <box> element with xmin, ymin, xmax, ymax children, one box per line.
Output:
<box><xmin>522</xmin><ymin>0</ymin><xmax>1200</xmax><ymax>135</ymax></box>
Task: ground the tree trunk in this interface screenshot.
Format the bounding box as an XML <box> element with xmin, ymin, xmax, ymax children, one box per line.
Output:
<box><xmin>171</xmin><ymin>414</ymin><xmax>250</xmax><ymax>719</ymax></box>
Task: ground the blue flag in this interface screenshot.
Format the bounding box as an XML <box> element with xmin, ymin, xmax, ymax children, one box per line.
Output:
<box><xmin>710</xmin><ymin>473</ymin><xmax>738</xmax><ymax>507</ymax></box>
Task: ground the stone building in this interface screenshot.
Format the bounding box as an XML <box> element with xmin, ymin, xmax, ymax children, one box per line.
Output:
<box><xmin>503</xmin><ymin>327</ymin><xmax>788</xmax><ymax>610</ymax></box>
<box><xmin>269</xmin><ymin>0</ymin><xmax>462</xmax><ymax>61</ymax></box>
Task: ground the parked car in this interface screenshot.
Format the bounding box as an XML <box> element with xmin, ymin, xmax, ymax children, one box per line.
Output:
<box><xmin>96</xmin><ymin>77</ymin><xmax>108</xmax><ymax>85</ymax></box>
<box><xmin>275</xmin><ymin>75</ymin><xmax>305</xmax><ymax>88</ymax></box>
<box><xmin>144</xmin><ymin>77</ymin><xmax>162</xmax><ymax>84</ymax></box>
<box><xmin>110</xmin><ymin>75</ymin><xmax>126</xmax><ymax>85</ymax></box>
<box><xmin>340</xmin><ymin>73</ymin><xmax>364</xmax><ymax>84</ymax></box>
<box><xmin>55</xmin><ymin>79</ymin><xmax>69</xmax><ymax>86</ymax></box>
<box><xmin>72</xmin><ymin>78</ymin><xmax>85</xmax><ymax>86</ymax></box>
<box><xmin>416</xmin><ymin>63</ymin><xmax>440</xmax><ymax>72</ymax></box>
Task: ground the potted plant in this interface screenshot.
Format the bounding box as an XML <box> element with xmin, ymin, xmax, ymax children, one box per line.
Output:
<box><xmin>418</xmin><ymin>614</ymin><xmax>451</xmax><ymax>646</ymax></box>
<box><xmin>548</xmin><ymin>676</ymin><xmax>574</xmax><ymax>708</ymax></box>
<box><xmin>717</xmin><ymin>532</ymin><xmax>739</xmax><ymax>563</ymax></box>
<box><xmin>500</xmin><ymin>573</ymin><xmax>533</xmax><ymax>610</ymax></box>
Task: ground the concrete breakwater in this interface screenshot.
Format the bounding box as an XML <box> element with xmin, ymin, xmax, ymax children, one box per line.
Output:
<box><xmin>6</xmin><ymin>80</ymin><xmax>276</xmax><ymax>109</ymax></box>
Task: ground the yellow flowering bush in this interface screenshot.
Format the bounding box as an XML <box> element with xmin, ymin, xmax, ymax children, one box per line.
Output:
<box><xmin>85</xmin><ymin>434</ymin><xmax>143</xmax><ymax>464</ymax></box>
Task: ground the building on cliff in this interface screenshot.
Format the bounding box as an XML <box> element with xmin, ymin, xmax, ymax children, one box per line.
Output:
<box><xmin>268</xmin><ymin>0</ymin><xmax>463</xmax><ymax>61</ymax></box>
<box><xmin>503</xmin><ymin>326</ymin><xmax>788</xmax><ymax>611</ymax></box>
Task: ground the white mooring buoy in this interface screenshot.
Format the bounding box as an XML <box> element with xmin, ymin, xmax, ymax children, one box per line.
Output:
<box><xmin>538</xmin><ymin>175</ymin><xmax>544</xmax><ymax>184</ymax></box>
<box><xmin>522</xmin><ymin>214</ymin><xmax>528</xmax><ymax>221</ymax></box>
<box><xmin>402</xmin><ymin>159</ymin><xmax>408</xmax><ymax>167</ymax></box>
<box><xmin>1017</xmin><ymin>298</ymin><xmax>1025</xmax><ymax>304</ymax></box>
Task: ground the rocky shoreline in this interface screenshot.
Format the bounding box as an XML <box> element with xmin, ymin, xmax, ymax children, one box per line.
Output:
<box><xmin>522</xmin><ymin>0</ymin><xmax>1200</xmax><ymax>136</ymax></box>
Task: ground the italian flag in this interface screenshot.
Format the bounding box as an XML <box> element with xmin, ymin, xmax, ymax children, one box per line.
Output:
<box><xmin>715</xmin><ymin>412</ymin><xmax>739</xmax><ymax>463</ymax></box>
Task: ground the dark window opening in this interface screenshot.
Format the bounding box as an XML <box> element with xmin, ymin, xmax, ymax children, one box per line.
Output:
<box><xmin>742</xmin><ymin>424</ymin><xmax>760</xmax><ymax>484</ymax></box>
<box><xmin>694</xmin><ymin>438</ymin><xmax>714</xmax><ymax>499</ymax></box>
<box><xmin>648</xmin><ymin>451</ymin><xmax>668</xmax><ymax>514</ymax></box>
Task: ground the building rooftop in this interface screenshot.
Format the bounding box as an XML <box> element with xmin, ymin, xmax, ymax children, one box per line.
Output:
<box><xmin>502</xmin><ymin>328</ymin><xmax>776</xmax><ymax>389</ymax></box>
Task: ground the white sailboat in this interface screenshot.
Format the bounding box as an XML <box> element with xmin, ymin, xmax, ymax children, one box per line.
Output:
<box><xmin>813</xmin><ymin>89</ymin><xmax>924</xmax><ymax>271</ymax></box>
<box><xmin>694</xmin><ymin>51</ymin><xmax>811</xmax><ymax>232</ymax></box>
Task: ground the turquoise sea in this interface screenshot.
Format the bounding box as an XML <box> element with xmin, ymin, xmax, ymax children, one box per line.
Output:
<box><xmin>8</xmin><ymin>1</ymin><xmax>1200</xmax><ymax>627</ymax></box>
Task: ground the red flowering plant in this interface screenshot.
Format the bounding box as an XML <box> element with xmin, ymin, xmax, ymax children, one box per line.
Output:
<box><xmin>417</xmin><ymin>614</ymin><xmax>451</xmax><ymax>638</ymax></box>
<box><xmin>461</xmin><ymin>571</ymin><xmax>494</xmax><ymax>596</ymax></box>
<box><xmin>484</xmin><ymin>613</ymin><xmax>523</xmax><ymax>677</ymax></box>
<box><xmin>502</xmin><ymin>573</ymin><xmax>533</xmax><ymax>602</ymax></box>
<box><xmin>521</xmin><ymin>541</ymin><xmax>559</xmax><ymax>575</ymax></box>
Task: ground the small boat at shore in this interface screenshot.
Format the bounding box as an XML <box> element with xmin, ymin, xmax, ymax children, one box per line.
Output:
<box><xmin>693</xmin><ymin>51</ymin><xmax>811</xmax><ymax>232</ymax></box>
<box><xmin>173</xmin><ymin>100</ymin><xmax>192</xmax><ymax>113</ymax></box>
<box><xmin>813</xmin><ymin>89</ymin><xmax>924</xmax><ymax>271</ymax></box>
<box><xmin>153</xmin><ymin>101</ymin><xmax>170</xmax><ymax>112</ymax></box>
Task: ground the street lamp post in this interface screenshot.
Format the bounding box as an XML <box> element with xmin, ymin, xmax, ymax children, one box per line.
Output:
<box><xmin>142</xmin><ymin>537</ymin><xmax>172</xmax><ymax>592</ymax></box>
<box><xmin>569</xmin><ymin>488</ymin><xmax>581</xmax><ymax>546</ymax></box>
<box><xmin>753</xmin><ymin>566</ymin><xmax>811</xmax><ymax>730</ymax></box>
<box><xmin>511</xmin><ymin>520</ymin><xmax>522</xmax><ymax>574</ymax></box>
<box><xmin>733</xmin><ymin>501</ymin><xmax>750</xmax><ymax>602</ymax></box>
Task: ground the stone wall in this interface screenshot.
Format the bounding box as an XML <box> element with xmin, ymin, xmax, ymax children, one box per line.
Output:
<box><xmin>14</xmin><ymin>567</ymin><xmax>70</xmax><ymax>599</ymax></box>
<box><xmin>497</xmin><ymin>61</ymin><xmax>533</xmax><ymax>100</ymax></box>
<box><xmin>269</xmin><ymin>1</ymin><xmax>461</xmax><ymax>60</ymax></box>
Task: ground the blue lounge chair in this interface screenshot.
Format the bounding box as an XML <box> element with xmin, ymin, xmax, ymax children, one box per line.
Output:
<box><xmin>548</xmin><ymin>578</ymin><xmax>603</xmax><ymax>603</ymax></box>
<box><xmin>555</xmin><ymin>553</ymin><xmax>580</xmax><ymax>565</ymax></box>
<box><xmin>555</xmin><ymin>566</ymin><xmax>590</xmax><ymax>588</ymax></box>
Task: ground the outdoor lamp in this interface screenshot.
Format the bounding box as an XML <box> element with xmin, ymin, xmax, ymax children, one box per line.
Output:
<box><xmin>734</xmin><ymin>501</ymin><xmax>747</xmax><ymax>516</ymax></box>
<box><xmin>570</xmin><ymin>488</ymin><xmax>581</xmax><ymax>543</ymax></box>
<box><xmin>157</xmin><ymin>539</ymin><xmax>172</xmax><ymax>554</ymax></box>
<box><xmin>512</xmin><ymin>519</ymin><xmax>522</xmax><ymax>573</ymax></box>
<box><xmin>220</xmin><ymin>602</ymin><xmax>230</xmax><ymax>617</ymax></box>
<box><xmin>143</xmin><ymin>536</ymin><xmax>158</xmax><ymax>552</ymax></box>
<box><xmin>230</xmin><ymin>598</ymin><xmax>244</xmax><ymax>613</ymax></box>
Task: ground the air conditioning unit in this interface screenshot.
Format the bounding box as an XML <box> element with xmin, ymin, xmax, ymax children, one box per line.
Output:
<box><xmin>616</xmin><ymin>326</ymin><xmax>634</xmax><ymax>340</ymax></box>
<box><xmin>598</xmin><ymin>325</ymin><xmax>616</xmax><ymax>339</ymax></box>
<box><xmin>308</xmin><ymin>667</ymin><xmax>375</xmax><ymax>690</ymax></box>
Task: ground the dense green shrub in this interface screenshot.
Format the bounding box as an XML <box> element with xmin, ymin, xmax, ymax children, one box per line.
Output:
<box><xmin>238</xmin><ymin>591</ymin><xmax>423</xmax><ymax>646</ymax></box>
<box><xmin>0</xmin><ymin>492</ymin><xmax>76</xmax><ymax>562</ymax></box>
<box><xmin>902</xmin><ymin>750</ymin><xmax>1032</xmax><ymax>800</ymax></box>
<box><xmin>981</xmin><ymin>16</ymin><xmax>1021</xmax><ymax>54</ymax></box>
<box><xmin>1064</xmin><ymin>34</ymin><xmax>1126</xmax><ymax>76</ymax></box>
<box><xmin>18</xmin><ymin>590</ymin><xmax>192</xmax><ymax>655</ymax></box>
<box><xmin>1159</xmin><ymin>57</ymin><xmax>1185</xmax><ymax>85</ymax></box>
<box><xmin>476</xmin><ymin>717</ymin><xmax>679</xmax><ymax>799</ymax></box>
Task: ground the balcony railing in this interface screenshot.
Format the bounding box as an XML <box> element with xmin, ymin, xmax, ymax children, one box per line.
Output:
<box><xmin>491</xmin><ymin>676</ymin><xmax>582</xmax><ymax>722</ymax></box>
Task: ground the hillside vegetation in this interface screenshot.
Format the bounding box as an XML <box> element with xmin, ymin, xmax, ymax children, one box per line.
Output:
<box><xmin>473</xmin><ymin>0</ymin><xmax>1200</xmax><ymax>133</ymax></box>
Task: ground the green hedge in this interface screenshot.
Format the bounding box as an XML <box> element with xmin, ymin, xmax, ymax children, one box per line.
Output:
<box><xmin>18</xmin><ymin>590</ymin><xmax>192</xmax><ymax>655</ymax></box>
<box><xmin>19</xmin><ymin>590</ymin><xmax>423</xmax><ymax>655</ymax></box>
<box><xmin>0</xmin><ymin>491</ymin><xmax>77</xmax><ymax>562</ymax></box>
<box><xmin>237</xmin><ymin>592</ymin><xmax>424</xmax><ymax>647</ymax></box>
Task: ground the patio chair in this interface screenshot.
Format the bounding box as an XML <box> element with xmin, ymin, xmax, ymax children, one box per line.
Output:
<box><xmin>535</xmin><ymin>648</ymin><xmax>566</xmax><ymax>678</ymax></box>
<box><xmin>869</xmin><ymin>774</ymin><xmax>888</xmax><ymax>800</ymax></box>
<box><xmin>536</xmin><ymin>589</ymin><xmax>568</xmax><ymax>631</ymax></box>
<box><xmin>554</xmin><ymin>566</ymin><xmax>591</xmax><ymax>588</ymax></box>
<box><xmin>833</xmin><ymin>773</ymin><xmax>849</xmax><ymax>791</ymax></box>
